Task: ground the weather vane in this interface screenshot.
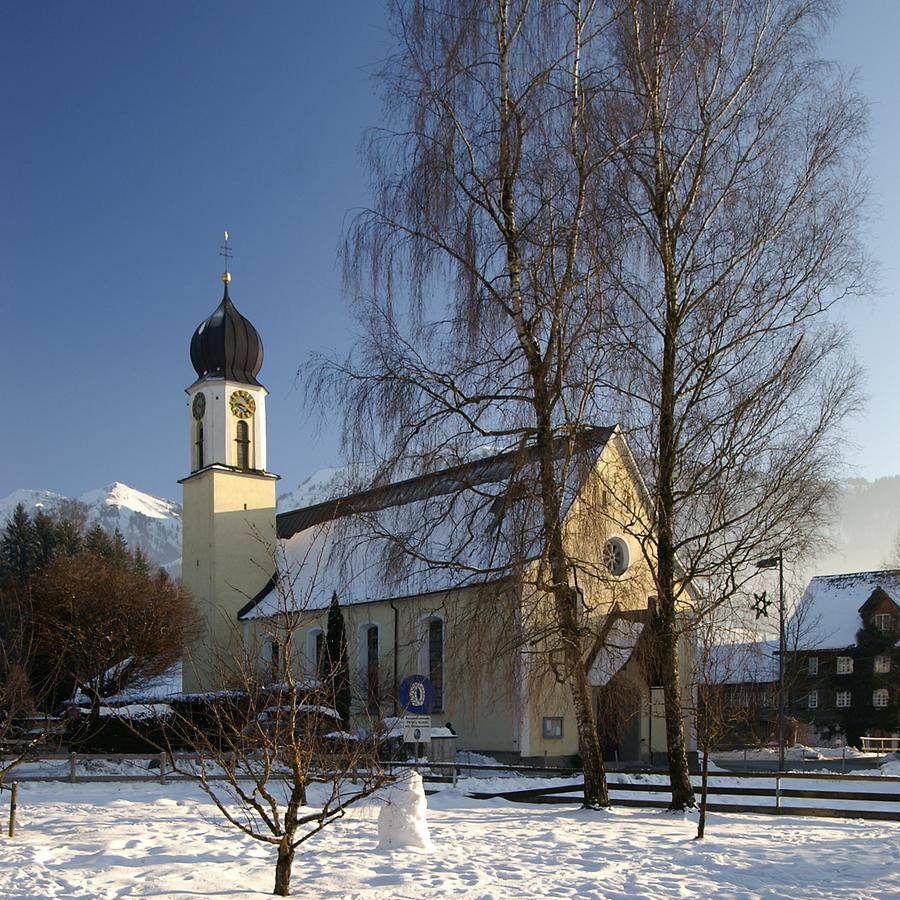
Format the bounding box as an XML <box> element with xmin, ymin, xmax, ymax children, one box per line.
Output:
<box><xmin>220</xmin><ymin>230</ymin><xmax>232</xmax><ymax>284</ymax></box>
<box><xmin>752</xmin><ymin>590</ymin><xmax>772</xmax><ymax>620</ymax></box>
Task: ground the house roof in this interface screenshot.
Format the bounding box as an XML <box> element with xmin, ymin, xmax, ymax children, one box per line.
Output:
<box><xmin>791</xmin><ymin>569</ymin><xmax>900</xmax><ymax>650</ymax></box>
<box><xmin>240</xmin><ymin>427</ymin><xmax>618</xmax><ymax>620</ymax></box>
<box><xmin>708</xmin><ymin>640</ymin><xmax>779</xmax><ymax>685</ymax></box>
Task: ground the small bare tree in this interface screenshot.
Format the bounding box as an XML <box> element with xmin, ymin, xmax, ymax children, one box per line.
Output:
<box><xmin>690</xmin><ymin>604</ymin><xmax>774</xmax><ymax>839</ymax></box>
<box><xmin>166</xmin><ymin>549</ymin><xmax>393</xmax><ymax>897</ymax></box>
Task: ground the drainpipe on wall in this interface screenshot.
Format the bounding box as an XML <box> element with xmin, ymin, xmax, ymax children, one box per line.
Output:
<box><xmin>390</xmin><ymin>599</ymin><xmax>399</xmax><ymax>716</ymax></box>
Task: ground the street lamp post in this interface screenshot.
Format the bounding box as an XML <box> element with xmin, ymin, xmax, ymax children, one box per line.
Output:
<box><xmin>756</xmin><ymin>551</ymin><xmax>785</xmax><ymax>772</ymax></box>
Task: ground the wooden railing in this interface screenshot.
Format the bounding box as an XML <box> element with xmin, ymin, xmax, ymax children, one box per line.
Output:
<box><xmin>860</xmin><ymin>736</ymin><xmax>900</xmax><ymax>753</ymax></box>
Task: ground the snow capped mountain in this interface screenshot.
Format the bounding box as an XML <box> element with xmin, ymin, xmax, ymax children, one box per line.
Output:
<box><xmin>79</xmin><ymin>482</ymin><xmax>178</xmax><ymax>521</ymax></box>
<box><xmin>0</xmin><ymin>483</ymin><xmax>182</xmax><ymax>573</ymax></box>
<box><xmin>0</xmin><ymin>489</ymin><xmax>69</xmax><ymax>519</ymax></box>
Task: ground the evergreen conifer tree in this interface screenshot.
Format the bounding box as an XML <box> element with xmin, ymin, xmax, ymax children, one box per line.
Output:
<box><xmin>0</xmin><ymin>504</ymin><xmax>39</xmax><ymax>582</ymax></box>
<box><xmin>324</xmin><ymin>591</ymin><xmax>351</xmax><ymax>725</ymax></box>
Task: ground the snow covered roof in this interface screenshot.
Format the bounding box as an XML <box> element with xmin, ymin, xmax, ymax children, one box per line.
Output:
<box><xmin>240</xmin><ymin>428</ymin><xmax>617</xmax><ymax>620</ymax></box>
<box><xmin>72</xmin><ymin>662</ymin><xmax>183</xmax><ymax>705</ymax></box>
<box><xmin>708</xmin><ymin>640</ymin><xmax>779</xmax><ymax>685</ymax></box>
<box><xmin>275</xmin><ymin>427</ymin><xmax>614</xmax><ymax>540</ymax></box>
<box><xmin>587</xmin><ymin>619</ymin><xmax>645</xmax><ymax>687</ymax></box>
<box><xmin>792</xmin><ymin>569</ymin><xmax>900</xmax><ymax>650</ymax></box>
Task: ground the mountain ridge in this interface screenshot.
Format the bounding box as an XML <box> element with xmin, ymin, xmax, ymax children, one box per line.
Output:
<box><xmin>0</xmin><ymin>483</ymin><xmax>182</xmax><ymax>574</ymax></box>
<box><xmin>4</xmin><ymin>472</ymin><xmax>899</xmax><ymax>583</ymax></box>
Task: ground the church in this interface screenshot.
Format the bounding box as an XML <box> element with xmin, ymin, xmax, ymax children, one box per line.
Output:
<box><xmin>179</xmin><ymin>270</ymin><xmax>693</xmax><ymax>765</ymax></box>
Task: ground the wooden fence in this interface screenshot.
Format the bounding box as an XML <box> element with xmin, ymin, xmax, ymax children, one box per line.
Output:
<box><xmin>457</xmin><ymin>768</ymin><xmax>900</xmax><ymax>822</ymax></box>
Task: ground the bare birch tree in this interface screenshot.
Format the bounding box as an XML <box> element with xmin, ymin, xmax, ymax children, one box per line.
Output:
<box><xmin>321</xmin><ymin>0</ymin><xmax>635</xmax><ymax>809</ymax></box>
<box><xmin>597</xmin><ymin>0</ymin><xmax>869</xmax><ymax>807</ymax></box>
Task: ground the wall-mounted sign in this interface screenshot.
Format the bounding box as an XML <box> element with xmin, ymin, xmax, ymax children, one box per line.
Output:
<box><xmin>398</xmin><ymin>674</ymin><xmax>434</xmax><ymax>714</ymax></box>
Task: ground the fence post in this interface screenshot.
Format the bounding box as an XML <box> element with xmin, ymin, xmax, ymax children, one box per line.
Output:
<box><xmin>159</xmin><ymin>752</ymin><xmax>166</xmax><ymax>785</ymax></box>
<box><xmin>775</xmin><ymin>773</ymin><xmax>781</xmax><ymax>811</ymax></box>
<box><xmin>841</xmin><ymin>747</ymin><xmax>846</xmax><ymax>774</ymax></box>
<box><xmin>69</xmin><ymin>752</ymin><xmax>77</xmax><ymax>784</ymax></box>
<box><xmin>7</xmin><ymin>782</ymin><xmax>17</xmax><ymax>838</ymax></box>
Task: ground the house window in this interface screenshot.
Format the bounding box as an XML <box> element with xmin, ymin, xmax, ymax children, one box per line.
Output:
<box><xmin>874</xmin><ymin>654</ymin><xmax>891</xmax><ymax>674</ymax></box>
<box><xmin>836</xmin><ymin>656</ymin><xmax>853</xmax><ymax>675</ymax></box>
<box><xmin>873</xmin><ymin>688</ymin><xmax>889</xmax><ymax>708</ymax></box>
<box><xmin>366</xmin><ymin>625</ymin><xmax>379</xmax><ymax>710</ymax></box>
<box><xmin>428</xmin><ymin>618</ymin><xmax>444</xmax><ymax>712</ymax></box>
<box><xmin>542</xmin><ymin>716</ymin><xmax>564</xmax><ymax>739</ymax></box>
<box><xmin>236</xmin><ymin>420</ymin><xmax>250</xmax><ymax>469</ymax></box>
<box><xmin>836</xmin><ymin>690</ymin><xmax>852</xmax><ymax>708</ymax></box>
<box><xmin>808</xmin><ymin>691</ymin><xmax>818</xmax><ymax>710</ymax></box>
<box><xmin>808</xmin><ymin>656</ymin><xmax>818</xmax><ymax>676</ymax></box>
<box><xmin>874</xmin><ymin>613</ymin><xmax>892</xmax><ymax>633</ymax></box>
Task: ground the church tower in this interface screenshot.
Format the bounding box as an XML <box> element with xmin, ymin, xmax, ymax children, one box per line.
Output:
<box><xmin>180</xmin><ymin>249</ymin><xmax>277</xmax><ymax>692</ymax></box>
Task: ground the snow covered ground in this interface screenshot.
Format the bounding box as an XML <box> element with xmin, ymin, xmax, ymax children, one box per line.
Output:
<box><xmin>1</xmin><ymin>778</ymin><xmax>898</xmax><ymax>899</ymax></box>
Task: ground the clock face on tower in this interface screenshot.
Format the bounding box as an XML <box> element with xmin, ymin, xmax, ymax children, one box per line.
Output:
<box><xmin>229</xmin><ymin>390</ymin><xmax>256</xmax><ymax>419</ymax></box>
<box><xmin>192</xmin><ymin>392</ymin><xmax>206</xmax><ymax>420</ymax></box>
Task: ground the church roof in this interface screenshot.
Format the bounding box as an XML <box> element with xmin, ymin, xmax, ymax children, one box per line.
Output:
<box><xmin>189</xmin><ymin>284</ymin><xmax>264</xmax><ymax>386</ymax></box>
<box><xmin>276</xmin><ymin>426</ymin><xmax>616</xmax><ymax>539</ymax></box>
<box><xmin>239</xmin><ymin>426</ymin><xmax>617</xmax><ymax>619</ymax></box>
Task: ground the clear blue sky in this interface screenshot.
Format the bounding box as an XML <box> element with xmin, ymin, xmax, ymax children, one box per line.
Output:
<box><xmin>2</xmin><ymin>1</ymin><xmax>898</xmax><ymax>502</ymax></box>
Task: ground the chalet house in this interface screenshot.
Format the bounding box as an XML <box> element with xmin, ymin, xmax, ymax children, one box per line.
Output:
<box><xmin>786</xmin><ymin>570</ymin><xmax>900</xmax><ymax>746</ymax></box>
<box><xmin>706</xmin><ymin>572</ymin><xmax>900</xmax><ymax>749</ymax></box>
<box><xmin>178</xmin><ymin>278</ymin><xmax>694</xmax><ymax>765</ymax></box>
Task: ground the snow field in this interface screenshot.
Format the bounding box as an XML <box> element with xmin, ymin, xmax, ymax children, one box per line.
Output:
<box><xmin>1</xmin><ymin>779</ymin><xmax>898</xmax><ymax>899</ymax></box>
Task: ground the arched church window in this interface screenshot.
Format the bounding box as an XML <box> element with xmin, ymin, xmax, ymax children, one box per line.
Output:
<box><xmin>366</xmin><ymin>625</ymin><xmax>379</xmax><ymax>711</ymax></box>
<box><xmin>315</xmin><ymin>631</ymin><xmax>325</xmax><ymax>675</ymax></box>
<box><xmin>236</xmin><ymin>420</ymin><xmax>250</xmax><ymax>470</ymax></box>
<box><xmin>428</xmin><ymin>618</ymin><xmax>444</xmax><ymax>712</ymax></box>
<box><xmin>306</xmin><ymin>629</ymin><xmax>325</xmax><ymax>678</ymax></box>
<box><xmin>195</xmin><ymin>422</ymin><xmax>204</xmax><ymax>471</ymax></box>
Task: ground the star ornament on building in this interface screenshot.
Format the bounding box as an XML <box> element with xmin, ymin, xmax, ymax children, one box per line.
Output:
<box><xmin>753</xmin><ymin>591</ymin><xmax>772</xmax><ymax>620</ymax></box>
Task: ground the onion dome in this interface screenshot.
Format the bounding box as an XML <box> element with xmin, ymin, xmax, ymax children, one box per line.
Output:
<box><xmin>190</xmin><ymin>282</ymin><xmax>264</xmax><ymax>386</ymax></box>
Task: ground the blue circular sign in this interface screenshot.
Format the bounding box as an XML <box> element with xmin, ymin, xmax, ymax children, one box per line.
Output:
<box><xmin>399</xmin><ymin>674</ymin><xmax>434</xmax><ymax>714</ymax></box>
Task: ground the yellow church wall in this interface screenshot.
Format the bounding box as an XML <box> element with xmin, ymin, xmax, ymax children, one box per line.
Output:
<box><xmin>245</xmin><ymin>582</ymin><xmax>520</xmax><ymax>754</ymax></box>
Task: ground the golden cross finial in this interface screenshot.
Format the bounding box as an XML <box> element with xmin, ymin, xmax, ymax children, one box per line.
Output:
<box><xmin>219</xmin><ymin>230</ymin><xmax>232</xmax><ymax>284</ymax></box>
